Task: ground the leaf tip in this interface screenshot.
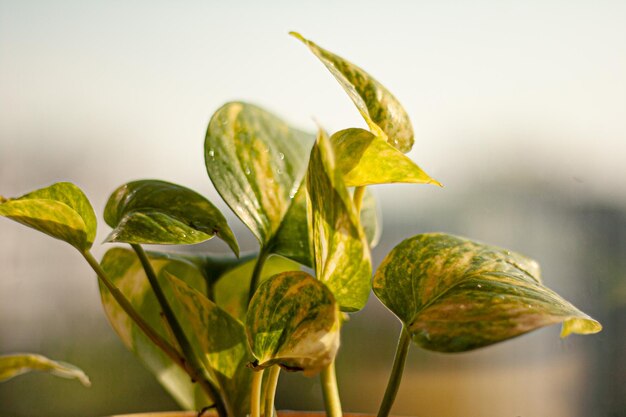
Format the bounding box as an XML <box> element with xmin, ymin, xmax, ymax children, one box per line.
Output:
<box><xmin>288</xmin><ymin>31</ymin><xmax>306</xmax><ymax>43</ymax></box>
<box><xmin>560</xmin><ymin>317</ymin><xmax>603</xmax><ymax>338</ymax></box>
<box><xmin>430</xmin><ymin>178</ymin><xmax>444</xmax><ymax>188</ymax></box>
<box><xmin>102</xmin><ymin>231</ymin><xmax>119</xmax><ymax>244</ymax></box>
<box><xmin>78</xmin><ymin>373</ymin><xmax>92</xmax><ymax>387</ymax></box>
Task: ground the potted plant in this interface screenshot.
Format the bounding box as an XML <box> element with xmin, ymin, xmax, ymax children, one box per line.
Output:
<box><xmin>0</xmin><ymin>32</ymin><xmax>602</xmax><ymax>417</ymax></box>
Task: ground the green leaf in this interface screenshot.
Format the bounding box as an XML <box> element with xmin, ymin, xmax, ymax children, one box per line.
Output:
<box><xmin>205</xmin><ymin>102</ymin><xmax>315</xmax><ymax>247</ymax></box>
<box><xmin>99</xmin><ymin>247</ymin><xmax>210</xmax><ymax>410</ymax></box>
<box><xmin>306</xmin><ymin>129</ymin><xmax>372</xmax><ymax>312</ymax></box>
<box><xmin>104</xmin><ymin>180</ymin><xmax>238</xmax><ymax>255</ymax></box>
<box><xmin>0</xmin><ymin>182</ymin><xmax>96</xmax><ymax>251</ymax></box>
<box><xmin>161</xmin><ymin>271</ymin><xmax>253</xmax><ymax>417</ymax></box>
<box><xmin>331</xmin><ymin>128</ymin><xmax>441</xmax><ymax>187</ymax></box>
<box><xmin>290</xmin><ymin>32</ymin><xmax>414</xmax><ymax>153</ymax></box>
<box><xmin>271</xmin><ymin>186</ymin><xmax>311</xmax><ymax>266</ymax></box>
<box><xmin>214</xmin><ymin>255</ymin><xmax>301</xmax><ymax>322</ymax></box>
<box><xmin>273</xmin><ymin>185</ymin><xmax>381</xmax><ymax>267</ymax></box>
<box><xmin>360</xmin><ymin>188</ymin><xmax>382</xmax><ymax>249</ymax></box>
<box><xmin>373</xmin><ymin>233</ymin><xmax>603</xmax><ymax>352</ymax></box>
<box><xmin>0</xmin><ymin>354</ymin><xmax>91</xmax><ymax>386</ymax></box>
<box><xmin>246</xmin><ymin>271</ymin><xmax>340</xmax><ymax>376</ymax></box>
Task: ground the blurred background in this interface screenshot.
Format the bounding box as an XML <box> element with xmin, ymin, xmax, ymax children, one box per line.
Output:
<box><xmin>1</xmin><ymin>1</ymin><xmax>624</xmax><ymax>416</ymax></box>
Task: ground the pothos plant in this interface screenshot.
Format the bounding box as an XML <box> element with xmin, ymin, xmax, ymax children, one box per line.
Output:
<box><xmin>0</xmin><ymin>33</ymin><xmax>602</xmax><ymax>417</ymax></box>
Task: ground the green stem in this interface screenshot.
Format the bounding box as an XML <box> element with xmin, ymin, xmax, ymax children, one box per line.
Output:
<box><xmin>353</xmin><ymin>186</ymin><xmax>366</xmax><ymax>214</ymax></box>
<box><xmin>82</xmin><ymin>250</ymin><xmax>227</xmax><ymax>417</ymax></box>
<box><xmin>377</xmin><ymin>325</ymin><xmax>411</xmax><ymax>417</ymax></box>
<box><xmin>247</xmin><ymin>247</ymin><xmax>271</xmax><ymax>305</ymax></box>
<box><xmin>321</xmin><ymin>360</ymin><xmax>343</xmax><ymax>417</ymax></box>
<box><xmin>264</xmin><ymin>366</ymin><xmax>281</xmax><ymax>417</ymax></box>
<box><xmin>250</xmin><ymin>369</ymin><xmax>265</xmax><ymax>417</ymax></box>
<box><xmin>131</xmin><ymin>244</ymin><xmax>228</xmax><ymax>417</ymax></box>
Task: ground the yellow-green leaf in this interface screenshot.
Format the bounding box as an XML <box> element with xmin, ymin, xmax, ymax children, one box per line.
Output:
<box><xmin>0</xmin><ymin>182</ymin><xmax>96</xmax><ymax>251</ymax></box>
<box><xmin>246</xmin><ymin>272</ymin><xmax>340</xmax><ymax>376</ymax></box>
<box><xmin>306</xmin><ymin>129</ymin><xmax>372</xmax><ymax>312</ymax></box>
<box><xmin>360</xmin><ymin>188</ymin><xmax>382</xmax><ymax>249</ymax></box>
<box><xmin>331</xmin><ymin>128</ymin><xmax>441</xmax><ymax>187</ymax></box>
<box><xmin>0</xmin><ymin>354</ymin><xmax>90</xmax><ymax>386</ymax></box>
<box><xmin>104</xmin><ymin>180</ymin><xmax>238</xmax><ymax>255</ymax></box>
<box><xmin>205</xmin><ymin>102</ymin><xmax>314</xmax><ymax>247</ymax></box>
<box><xmin>373</xmin><ymin>233</ymin><xmax>603</xmax><ymax>352</ymax></box>
<box><xmin>99</xmin><ymin>247</ymin><xmax>210</xmax><ymax>410</ymax></box>
<box><xmin>272</xmin><ymin>185</ymin><xmax>381</xmax><ymax>267</ymax></box>
<box><xmin>214</xmin><ymin>255</ymin><xmax>301</xmax><ymax>322</ymax></box>
<box><xmin>291</xmin><ymin>32</ymin><xmax>414</xmax><ymax>153</ymax></box>
<box><xmin>161</xmin><ymin>272</ymin><xmax>253</xmax><ymax>417</ymax></box>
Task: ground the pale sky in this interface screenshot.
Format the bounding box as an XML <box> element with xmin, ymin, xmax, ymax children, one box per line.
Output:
<box><xmin>1</xmin><ymin>0</ymin><xmax>625</xmax><ymax>206</ymax></box>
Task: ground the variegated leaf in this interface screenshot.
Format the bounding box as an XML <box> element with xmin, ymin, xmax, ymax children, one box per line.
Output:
<box><xmin>360</xmin><ymin>188</ymin><xmax>382</xmax><ymax>249</ymax></box>
<box><xmin>246</xmin><ymin>272</ymin><xmax>340</xmax><ymax>376</ymax></box>
<box><xmin>331</xmin><ymin>128</ymin><xmax>441</xmax><ymax>187</ymax></box>
<box><xmin>273</xmin><ymin>185</ymin><xmax>382</xmax><ymax>267</ymax></box>
<box><xmin>0</xmin><ymin>354</ymin><xmax>90</xmax><ymax>386</ymax></box>
<box><xmin>0</xmin><ymin>182</ymin><xmax>96</xmax><ymax>251</ymax></box>
<box><xmin>373</xmin><ymin>233</ymin><xmax>603</xmax><ymax>352</ymax></box>
<box><xmin>99</xmin><ymin>247</ymin><xmax>210</xmax><ymax>410</ymax></box>
<box><xmin>205</xmin><ymin>102</ymin><xmax>314</xmax><ymax>247</ymax></box>
<box><xmin>291</xmin><ymin>32</ymin><xmax>414</xmax><ymax>153</ymax></box>
<box><xmin>213</xmin><ymin>255</ymin><xmax>301</xmax><ymax>322</ymax></box>
<box><xmin>104</xmin><ymin>180</ymin><xmax>238</xmax><ymax>255</ymax></box>
<box><xmin>161</xmin><ymin>272</ymin><xmax>253</xmax><ymax>417</ymax></box>
<box><xmin>307</xmin><ymin>129</ymin><xmax>372</xmax><ymax>312</ymax></box>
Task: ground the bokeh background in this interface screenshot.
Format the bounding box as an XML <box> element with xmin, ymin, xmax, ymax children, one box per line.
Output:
<box><xmin>1</xmin><ymin>1</ymin><xmax>624</xmax><ymax>416</ymax></box>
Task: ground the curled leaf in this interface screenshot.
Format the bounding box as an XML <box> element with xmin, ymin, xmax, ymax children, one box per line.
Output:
<box><xmin>272</xmin><ymin>185</ymin><xmax>381</xmax><ymax>267</ymax></box>
<box><xmin>373</xmin><ymin>233</ymin><xmax>602</xmax><ymax>352</ymax></box>
<box><xmin>0</xmin><ymin>182</ymin><xmax>96</xmax><ymax>251</ymax></box>
<box><xmin>307</xmin><ymin>129</ymin><xmax>372</xmax><ymax>312</ymax></box>
<box><xmin>0</xmin><ymin>354</ymin><xmax>91</xmax><ymax>386</ymax></box>
<box><xmin>291</xmin><ymin>32</ymin><xmax>414</xmax><ymax>153</ymax></box>
<box><xmin>331</xmin><ymin>128</ymin><xmax>441</xmax><ymax>187</ymax></box>
<box><xmin>205</xmin><ymin>102</ymin><xmax>314</xmax><ymax>247</ymax></box>
<box><xmin>104</xmin><ymin>180</ymin><xmax>238</xmax><ymax>255</ymax></box>
<box><xmin>246</xmin><ymin>272</ymin><xmax>340</xmax><ymax>375</ymax></box>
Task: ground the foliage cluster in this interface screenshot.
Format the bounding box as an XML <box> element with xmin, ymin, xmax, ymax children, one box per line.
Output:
<box><xmin>0</xmin><ymin>33</ymin><xmax>601</xmax><ymax>417</ymax></box>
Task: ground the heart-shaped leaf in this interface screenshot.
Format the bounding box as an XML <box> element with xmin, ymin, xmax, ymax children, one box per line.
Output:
<box><xmin>0</xmin><ymin>354</ymin><xmax>90</xmax><ymax>386</ymax></box>
<box><xmin>373</xmin><ymin>233</ymin><xmax>603</xmax><ymax>352</ymax></box>
<box><xmin>246</xmin><ymin>271</ymin><xmax>340</xmax><ymax>376</ymax></box>
<box><xmin>104</xmin><ymin>180</ymin><xmax>238</xmax><ymax>255</ymax></box>
<box><xmin>205</xmin><ymin>102</ymin><xmax>314</xmax><ymax>247</ymax></box>
<box><xmin>272</xmin><ymin>185</ymin><xmax>381</xmax><ymax>267</ymax></box>
<box><xmin>307</xmin><ymin>129</ymin><xmax>372</xmax><ymax>312</ymax></box>
<box><xmin>291</xmin><ymin>32</ymin><xmax>414</xmax><ymax>153</ymax></box>
<box><xmin>213</xmin><ymin>255</ymin><xmax>301</xmax><ymax>322</ymax></box>
<box><xmin>161</xmin><ymin>271</ymin><xmax>253</xmax><ymax>417</ymax></box>
<box><xmin>99</xmin><ymin>247</ymin><xmax>210</xmax><ymax>410</ymax></box>
<box><xmin>0</xmin><ymin>182</ymin><xmax>96</xmax><ymax>251</ymax></box>
<box><xmin>331</xmin><ymin>128</ymin><xmax>441</xmax><ymax>187</ymax></box>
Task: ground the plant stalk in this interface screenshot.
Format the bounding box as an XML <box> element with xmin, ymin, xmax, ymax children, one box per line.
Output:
<box><xmin>321</xmin><ymin>360</ymin><xmax>343</xmax><ymax>417</ymax></box>
<box><xmin>264</xmin><ymin>366</ymin><xmax>281</xmax><ymax>417</ymax></box>
<box><xmin>131</xmin><ymin>244</ymin><xmax>228</xmax><ymax>417</ymax></box>
<box><xmin>250</xmin><ymin>369</ymin><xmax>265</xmax><ymax>417</ymax></box>
<box><xmin>353</xmin><ymin>186</ymin><xmax>366</xmax><ymax>214</ymax></box>
<box><xmin>247</xmin><ymin>247</ymin><xmax>271</xmax><ymax>305</ymax></box>
<box><xmin>82</xmin><ymin>250</ymin><xmax>227</xmax><ymax>417</ymax></box>
<box><xmin>377</xmin><ymin>325</ymin><xmax>411</xmax><ymax>417</ymax></box>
